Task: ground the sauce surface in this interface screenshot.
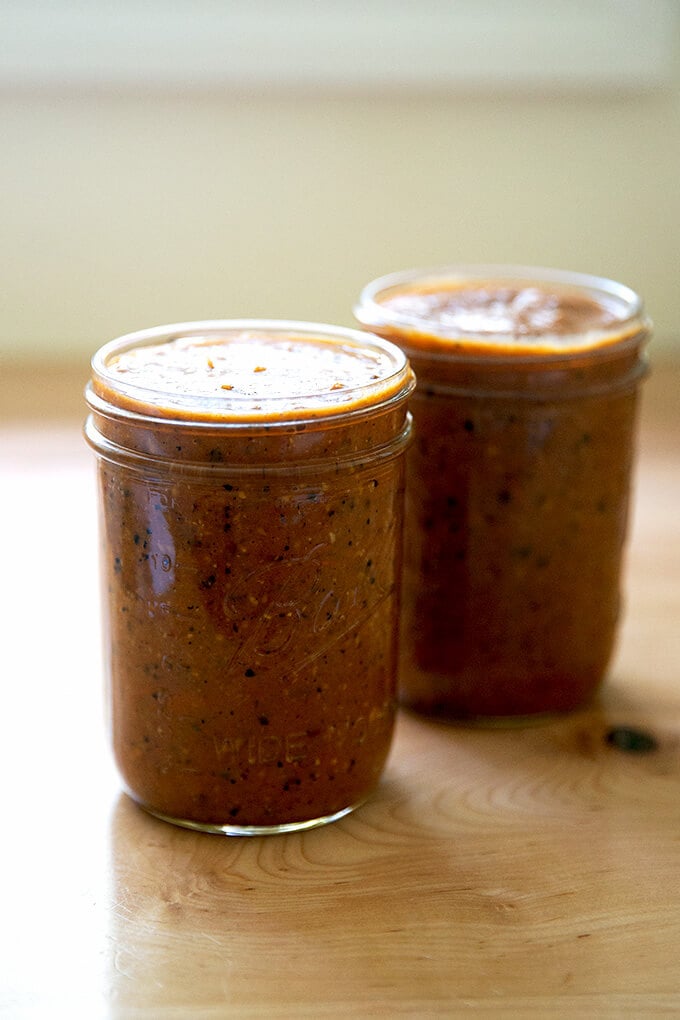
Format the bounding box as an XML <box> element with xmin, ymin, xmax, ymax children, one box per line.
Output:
<box><xmin>97</xmin><ymin>328</ymin><xmax>405</xmax><ymax>421</ymax></box>
<box><xmin>357</xmin><ymin>270</ymin><xmax>649</xmax><ymax>719</ymax></box>
<box><xmin>369</xmin><ymin>275</ymin><xmax>640</xmax><ymax>355</ymax></box>
<box><xmin>88</xmin><ymin>323</ymin><xmax>413</xmax><ymax>829</ymax></box>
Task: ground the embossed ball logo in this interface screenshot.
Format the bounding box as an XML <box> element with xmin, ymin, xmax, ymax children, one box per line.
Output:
<box><xmin>221</xmin><ymin>539</ymin><xmax>393</xmax><ymax>677</ymax></box>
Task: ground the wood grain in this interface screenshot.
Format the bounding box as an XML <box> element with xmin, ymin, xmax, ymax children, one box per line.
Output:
<box><xmin>1</xmin><ymin>358</ymin><xmax>679</xmax><ymax>1017</ymax></box>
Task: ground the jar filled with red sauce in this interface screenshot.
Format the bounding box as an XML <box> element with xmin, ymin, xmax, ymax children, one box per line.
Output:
<box><xmin>355</xmin><ymin>266</ymin><xmax>651</xmax><ymax>721</ymax></box>
<box><xmin>85</xmin><ymin>320</ymin><xmax>414</xmax><ymax>833</ymax></box>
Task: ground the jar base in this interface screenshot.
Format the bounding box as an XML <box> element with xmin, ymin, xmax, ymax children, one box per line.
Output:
<box><xmin>401</xmin><ymin>697</ymin><xmax>597</xmax><ymax>728</ymax></box>
<box><xmin>134</xmin><ymin>796</ymin><xmax>367</xmax><ymax>836</ymax></box>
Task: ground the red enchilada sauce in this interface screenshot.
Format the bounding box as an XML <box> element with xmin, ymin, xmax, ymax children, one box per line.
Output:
<box><xmin>86</xmin><ymin>321</ymin><xmax>414</xmax><ymax>832</ymax></box>
<box><xmin>355</xmin><ymin>267</ymin><xmax>650</xmax><ymax>720</ymax></box>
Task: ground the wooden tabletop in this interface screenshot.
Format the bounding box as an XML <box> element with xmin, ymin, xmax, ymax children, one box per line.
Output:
<box><xmin>1</xmin><ymin>358</ymin><xmax>679</xmax><ymax>1017</ymax></box>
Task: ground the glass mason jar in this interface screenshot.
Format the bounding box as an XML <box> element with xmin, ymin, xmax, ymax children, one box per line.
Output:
<box><xmin>85</xmin><ymin>320</ymin><xmax>414</xmax><ymax>833</ymax></box>
<box><xmin>355</xmin><ymin>265</ymin><xmax>651</xmax><ymax>721</ymax></box>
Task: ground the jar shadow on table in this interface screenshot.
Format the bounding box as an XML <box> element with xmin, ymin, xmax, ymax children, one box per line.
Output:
<box><xmin>392</xmin><ymin>682</ymin><xmax>679</xmax><ymax>828</ymax></box>
<box><xmin>399</xmin><ymin>681</ymin><xmax>672</xmax><ymax>760</ymax></box>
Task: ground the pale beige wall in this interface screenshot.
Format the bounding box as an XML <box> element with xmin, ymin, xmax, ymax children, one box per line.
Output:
<box><xmin>2</xmin><ymin>83</ymin><xmax>679</xmax><ymax>362</ymax></box>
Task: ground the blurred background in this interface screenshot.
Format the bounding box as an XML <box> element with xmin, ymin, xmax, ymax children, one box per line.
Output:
<box><xmin>1</xmin><ymin>0</ymin><xmax>679</xmax><ymax>372</ymax></box>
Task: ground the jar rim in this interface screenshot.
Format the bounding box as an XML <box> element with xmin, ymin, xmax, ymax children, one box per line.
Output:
<box><xmin>89</xmin><ymin>319</ymin><xmax>414</xmax><ymax>425</ymax></box>
<box><xmin>354</xmin><ymin>263</ymin><xmax>650</xmax><ymax>358</ymax></box>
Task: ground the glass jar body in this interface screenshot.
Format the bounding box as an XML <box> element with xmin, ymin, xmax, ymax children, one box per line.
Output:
<box><xmin>86</xmin><ymin>321</ymin><xmax>413</xmax><ymax>831</ymax></box>
<box><xmin>355</xmin><ymin>267</ymin><xmax>650</xmax><ymax>720</ymax></box>
<box><xmin>400</xmin><ymin>368</ymin><xmax>641</xmax><ymax>719</ymax></box>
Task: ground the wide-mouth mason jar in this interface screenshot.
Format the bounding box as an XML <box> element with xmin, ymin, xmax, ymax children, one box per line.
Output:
<box><xmin>85</xmin><ymin>320</ymin><xmax>414</xmax><ymax>833</ymax></box>
<box><xmin>355</xmin><ymin>265</ymin><xmax>651</xmax><ymax>721</ymax></box>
